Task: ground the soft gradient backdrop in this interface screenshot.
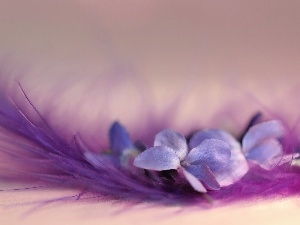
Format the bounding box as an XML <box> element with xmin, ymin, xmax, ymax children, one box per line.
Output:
<box><xmin>1</xmin><ymin>1</ymin><xmax>300</xmax><ymax>224</ymax></box>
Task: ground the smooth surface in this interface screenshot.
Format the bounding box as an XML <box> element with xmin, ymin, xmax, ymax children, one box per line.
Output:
<box><xmin>0</xmin><ymin>186</ymin><xmax>300</xmax><ymax>225</ymax></box>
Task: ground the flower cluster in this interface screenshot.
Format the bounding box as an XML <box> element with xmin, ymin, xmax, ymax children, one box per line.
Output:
<box><xmin>84</xmin><ymin>117</ymin><xmax>296</xmax><ymax>193</ymax></box>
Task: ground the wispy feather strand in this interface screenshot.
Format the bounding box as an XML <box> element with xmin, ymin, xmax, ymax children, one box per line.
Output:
<box><xmin>0</xmin><ymin>84</ymin><xmax>300</xmax><ymax>206</ymax></box>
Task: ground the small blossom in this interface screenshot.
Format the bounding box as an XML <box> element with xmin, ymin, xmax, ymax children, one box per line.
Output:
<box><xmin>84</xmin><ymin>122</ymin><xmax>141</xmax><ymax>170</ymax></box>
<box><xmin>189</xmin><ymin>129</ymin><xmax>249</xmax><ymax>187</ymax></box>
<box><xmin>242</xmin><ymin>120</ymin><xmax>286</xmax><ymax>169</ymax></box>
<box><xmin>109</xmin><ymin>122</ymin><xmax>141</xmax><ymax>167</ymax></box>
<box><xmin>134</xmin><ymin>129</ymin><xmax>246</xmax><ymax>193</ymax></box>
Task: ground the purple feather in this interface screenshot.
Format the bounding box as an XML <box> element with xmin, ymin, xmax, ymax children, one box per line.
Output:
<box><xmin>1</xmin><ymin>83</ymin><xmax>300</xmax><ymax>207</ymax></box>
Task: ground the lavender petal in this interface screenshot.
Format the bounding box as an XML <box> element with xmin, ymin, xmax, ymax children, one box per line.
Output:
<box><xmin>185</xmin><ymin>139</ymin><xmax>231</xmax><ymax>173</ymax></box>
<box><xmin>189</xmin><ymin>129</ymin><xmax>249</xmax><ymax>186</ymax></box>
<box><xmin>185</xmin><ymin>164</ymin><xmax>220</xmax><ymax>190</ymax></box>
<box><xmin>189</xmin><ymin>129</ymin><xmax>239</xmax><ymax>150</ymax></box>
<box><xmin>133</xmin><ymin>146</ymin><xmax>180</xmax><ymax>171</ymax></box>
<box><xmin>242</xmin><ymin>120</ymin><xmax>285</xmax><ymax>154</ymax></box>
<box><xmin>215</xmin><ymin>139</ymin><xmax>249</xmax><ymax>186</ymax></box>
<box><xmin>181</xmin><ymin>168</ymin><xmax>207</xmax><ymax>193</ymax></box>
<box><xmin>154</xmin><ymin>129</ymin><xmax>188</xmax><ymax>160</ymax></box>
<box><xmin>246</xmin><ymin>139</ymin><xmax>283</xmax><ymax>169</ymax></box>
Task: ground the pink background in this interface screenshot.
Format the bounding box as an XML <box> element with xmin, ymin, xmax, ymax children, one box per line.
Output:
<box><xmin>1</xmin><ymin>1</ymin><xmax>300</xmax><ymax>224</ymax></box>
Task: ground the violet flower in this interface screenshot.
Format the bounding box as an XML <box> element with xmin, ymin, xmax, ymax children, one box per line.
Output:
<box><xmin>241</xmin><ymin>120</ymin><xmax>289</xmax><ymax>169</ymax></box>
<box><xmin>109</xmin><ymin>121</ymin><xmax>141</xmax><ymax>167</ymax></box>
<box><xmin>85</xmin><ymin>122</ymin><xmax>140</xmax><ymax>170</ymax></box>
<box><xmin>189</xmin><ymin>129</ymin><xmax>249</xmax><ymax>187</ymax></box>
<box><xmin>134</xmin><ymin>129</ymin><xmax>248</xmax><ymax>192</ymax></box>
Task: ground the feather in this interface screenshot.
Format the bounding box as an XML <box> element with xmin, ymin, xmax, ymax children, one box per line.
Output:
<box><xmin>0</xmin><ymin>82</ymin><xmax>300</xmax><ymax>207</ymax></box>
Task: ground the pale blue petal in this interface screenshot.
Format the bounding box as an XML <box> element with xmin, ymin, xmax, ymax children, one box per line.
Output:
<box><xmin>109</xmin><ymin>122</ymin><xmax>134</xmax><ymax>155</ymax></box>
<box><xmin>185</xmin><ymin>139</ymin><xmax>231</xmax><ymax>173</ymax></box>
<box><xmin>189</xmin><ymin>129</ymin><xmax>249</xmax><ymax>186</ymax></box>
<box><xmin>185</xmin><ymin>164</ymin><xmax>220</xmax><ymax>190</ymax></box>
<box><xmin>154</xmin><ymin>129</ymin><xmax>188</xmax><ymax>160</ymax></box>
<box><xmin>246</xmin><ymin>139</ymin><xmax>283</xmax><ymax>169</ymax></box>
<box><xmin>181</xmin><ymin>168</ymin><xmax>207</xmax><ymax>193</ymax></box>
<box><xmin>133</xmin><ymin>146</ymin><xmax>180</xmax><ymax>171</ymax></box>
<box><xmin>189</xmin><ymin>129</ymin><xmax>238</xmax><ymax>150</ymax></box>
<box><xmin>242</xmin><ymin>120</ymin><xmax>285</xmax><ymax>154</ymax></box>
<box><xmin>215</xmin><ymin>140</ymin><xmax>249</xmax><ymax>186</ymax></box>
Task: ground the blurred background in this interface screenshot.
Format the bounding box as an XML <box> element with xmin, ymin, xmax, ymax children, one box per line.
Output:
<box><xmin>1</xmin><ymin>0</ymin><xmax>300</xmax><ymax>141</ymax></box>
<box><xmin>1</xmin><ymin>1</ymin><xmax>300</xmax><ymax>224</ymax></box>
